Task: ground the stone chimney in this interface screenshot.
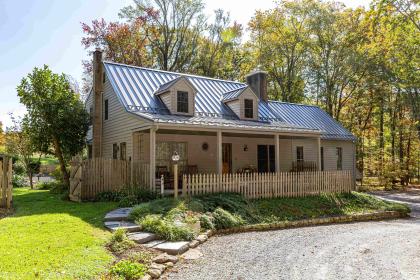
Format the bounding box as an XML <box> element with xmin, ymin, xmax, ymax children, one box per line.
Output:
<box><xmin>246</xmin><ymin>70</ymin><xmax>268</xmax><ymax>101</ymax></box>
<box><xmin>92</xmin><ymin>49</ymin><xmax>103</xmax><ymax>158</ymax></box>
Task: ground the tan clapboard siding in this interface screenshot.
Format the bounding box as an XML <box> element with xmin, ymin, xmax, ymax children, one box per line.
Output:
<box><xmin>277</xmin><ymin>138</ymin><xmax>318</xmax><ymax>171</ymax></box>
<box><xmin>226</xmin><ymin>100</ymin><xmax>240</xmax><ymax>117</ymax></box>
<box><xmin>238</xmin><ymin>87</ymin><xmax>258</xmax><ymax>121</ymax></box>
<box><xmin>102</xmin><ymin>75</ymin><xmax>148</xmax><ymax>159</ymax></box>
<box><xmin>85</xmin><ymin>91</ymin><xmax>93</xmax><ymax>110</ymax></box>
<box><xmin>321</xmin><ymin>140</ymin><xmax>354</xmax><ymax>171</ymax></box>
<box><xmin>160</xmin><ymin>92</ymin><xmax>172</xmax><ymax>111</ymax></box>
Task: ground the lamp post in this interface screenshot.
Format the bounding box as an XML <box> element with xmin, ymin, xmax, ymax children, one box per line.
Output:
<box><xmin>172</xmin><ymin>151</ymin><xmax>180</xmax><ymax>198</ymax></box>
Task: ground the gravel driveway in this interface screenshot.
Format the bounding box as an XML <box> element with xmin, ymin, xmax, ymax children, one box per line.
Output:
<box><xmin>168</xmin><ymin>189</ymin><xmax>420</xmax><ymax>280</ymax></box>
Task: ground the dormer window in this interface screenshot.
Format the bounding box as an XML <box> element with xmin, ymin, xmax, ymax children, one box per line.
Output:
<box><xmin>177</xmin><ymin>91</ymin><xmax>189</xmax><ymax>113</ymax></box>
<box><xmin>244</xmin><ymin>99</ymin><xmax>254</xmax><ymax>118</ymax></box>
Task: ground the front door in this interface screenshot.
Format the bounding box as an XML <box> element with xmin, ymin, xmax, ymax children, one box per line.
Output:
<box><xmin>222</xmin><ymin>143</ymin><xmax>232</xmax><ymax>173</ymax></box>
<box><xmin>258</xmin><ymin>145</ymin><xmax>276</xmax><ymax>172</ymax></box>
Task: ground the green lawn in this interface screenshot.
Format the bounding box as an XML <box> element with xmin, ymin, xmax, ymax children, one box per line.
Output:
<box><xmin>31</xmin><ymin>154</ymin><xmax>59</xmax><ymax>165</ymax></box>
<box><xmin>0</xmin><ymin>188</ymin><xmax>117</xmax><ymax>280</ymax></box>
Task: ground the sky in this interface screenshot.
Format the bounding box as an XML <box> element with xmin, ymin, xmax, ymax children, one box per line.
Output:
<box><xmin>0</xmin><ymin>0</ymin><xmax>370</xmax><ymax>128</ymax></box>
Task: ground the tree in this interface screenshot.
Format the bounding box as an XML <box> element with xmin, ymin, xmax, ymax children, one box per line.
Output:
<box><xmin>17</xmin><ymin>66</ymin><xmax>90</xmax><ymax>187</ymax></box>
<box><xmin>0</xmin><ymin>121</ymin><xmax>4</xmax><ymax>148</ymax></box>
<box><xmin>5</xmin><ymin>115</ymin><xmax>40</xmax><ymax>189</ymax></box>
<box><xmin>248</xmin><ymin>0</ymin><xmax>314</xmax><ymax>102</ymax></box>
<box><xmin>120</xmin><ymin>0</ymin><xmax>206</xmax><ymax>72</ymax></box>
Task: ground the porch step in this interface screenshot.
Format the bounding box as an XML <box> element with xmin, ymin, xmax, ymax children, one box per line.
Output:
<box><xmin>104</xmin><ymin>221</ymin><xmax>141</xmax><ymax>232</ymax></box>
<box><xmin>128</xmin><ymin>232</ymin><xmax>157</xmax><ymax>244</ymax></box>
<box><xmin>104</xmin><ymin>207</ymin><xmax>133</xmax><ymax>222</ymax></box>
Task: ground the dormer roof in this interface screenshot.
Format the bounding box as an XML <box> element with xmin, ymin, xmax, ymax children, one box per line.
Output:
<box><xmin>221</xmin><ymin>85</ymin><xmax>259</xmax><ymax>103</ymax></box>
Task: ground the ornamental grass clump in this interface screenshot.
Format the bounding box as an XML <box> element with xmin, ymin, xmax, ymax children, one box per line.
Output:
<box><xmin>199</xmin><ymin>214</ymin><xmax>215</xmax><ymax>230</ymax></box>
<box><xmin>107</xmin><ymin>228</ymin><xmax>135</xmax><ymax>254</ymax></box>
<box><xmin>139</xmin><ymin>214</ymin><xmax>195</xmax><ymax>241</ymax></box>
<box><xmin>212</xmin><ymin>207</ymin><xmax>244</xmax><ymax>230</ymax></box>
<box><xmin>109</xmin><ymin>260</ymin><xmax>147</xmax><ymax>280</ymax></box>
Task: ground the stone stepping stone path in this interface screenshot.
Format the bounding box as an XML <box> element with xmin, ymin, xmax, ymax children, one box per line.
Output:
<box><xmin>104</xmin><ymin>208</ymin><xmax>193</xmax><ymax>255</ymax></box>
<box><xmin>104</xmin><ymin>207</ymin><xmax>132</xmax><ymax>221</ymax></box>
<box><xmin>104</xmin><ymin>221</ymin><xmax>141</xmax><ymax>232</ymax></box>
<box><xmin>128</xmin><ymin>232</ymin><xmax>157</xmax><ymax>244</ymax></box>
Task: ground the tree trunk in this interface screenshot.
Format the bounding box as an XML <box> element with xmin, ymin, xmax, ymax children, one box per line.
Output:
<box><xmin>28</xmin><ymin>171</ymin><xmax>33</xmax><ymax>189</ymax></box>
<box><xmin>52</xmin><ymin>135</ymin><xmax>70</xmax><ymax>188</ymax></box>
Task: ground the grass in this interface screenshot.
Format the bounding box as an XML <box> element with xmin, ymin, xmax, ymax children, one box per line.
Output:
<box><xmin>0</xmin><ymin>188</ymin><xmax>118</xmax><ymax>280</ymax></box>
<box><xmin>130</xmin><ymin>192</ymin><xmax>410</xmax><ymax>237</ymax></box>
<box><xmin>30</xmin><ymin>154</ymin><xmax>59</xmax><ymax>165</ymax></box>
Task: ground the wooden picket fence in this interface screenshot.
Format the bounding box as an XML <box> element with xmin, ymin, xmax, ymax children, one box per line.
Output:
<box><xmin>69</xmin><ymin>157</ymin><xmax>150</xmax><ymax>201</ymax></box>
<box><xmin>182</xmin><ymin>170</ymin><xmax>354</xmax><ymax>199</ymax></box>
<box><xmin>0</xmin><ymin>156</ymin><xmax>13</xmax><ymax>209</ymax></box>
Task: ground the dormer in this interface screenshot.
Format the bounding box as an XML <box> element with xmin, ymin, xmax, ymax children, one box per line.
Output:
<box><xmin>154</xmin><ymin>76</ymin><xmax>197</xmax><ymax>116</ymax></box>
<box><xmin>222</xmin><ymin>86</ymin><xmax>259</xmax><ymax>121</ymax></box>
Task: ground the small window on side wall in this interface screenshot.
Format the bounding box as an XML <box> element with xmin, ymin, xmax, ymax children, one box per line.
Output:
<box><xmin>177</xmin><ymin>91</ymin><xmax>189</xmax><ymax>113</ymax></box>
<box><xmin>120</xmin><ymin>142</ymin><xmax>127</xmax><ymax>161</ymax></box>
<box><xmin>104</xmin><ymin>99</ymin><xmax>109</xmax><ymax>120</ymax></box>
<box><xmin>296</xmin><ymin>146</ymin><xmax>304</xmax><ymax>162</ymax></box>
<box><xmin>244</xmin><ymin>99</ymin><xmax>253</xmax><ymax>118</ymax></box>
<box><xmin>336</xmin><ymin>147</ymin><xmax>342</xmax><ymax>170</ymax></box>
<box><xmin>112</xmin><ymin>143</ymin><xmax>118</xmax><ymax>159</ymax></box>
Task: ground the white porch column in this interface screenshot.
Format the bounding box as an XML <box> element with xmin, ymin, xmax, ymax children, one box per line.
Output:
<box><xmin>317</xmin><ymin>136</ymin><xmax>321</xmax><ymax>171</ymax></box>
<box><xmin>217</xmin><ymin>130</ymin><xmax>223</xmax><ymax>174</ymax></box>
<box><xmin>149</xmin><ymin>127</ymin><xmax>156</xmax><ymax>190</ymax></box>
<box><xmin>275</xmin><ymin>134</ymin><xmax>280</xmax><ymax>173</ymax></box>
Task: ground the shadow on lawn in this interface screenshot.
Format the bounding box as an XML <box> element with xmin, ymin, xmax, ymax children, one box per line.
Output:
<box><xmin>10</xmin><ymin>188</ymin><xmax>117</xmax><ymax>229</ymax></box>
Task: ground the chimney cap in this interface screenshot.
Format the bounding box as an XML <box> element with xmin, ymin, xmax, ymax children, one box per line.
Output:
<box><xmin>245</xmin><ymin>69</ymin><xmax>268</xmax><ymax>78</ymax></box>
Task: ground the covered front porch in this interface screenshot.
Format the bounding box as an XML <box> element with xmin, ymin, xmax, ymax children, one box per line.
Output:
<box><xmin>132</xmin><ymin>125</ymin><xmax>322</xmax><ymax>190</ymax></box>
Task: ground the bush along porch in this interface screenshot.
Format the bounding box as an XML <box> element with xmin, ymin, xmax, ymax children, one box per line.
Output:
<box><xmin>102</xmin><ymin>191</ymin><xmax>410</xmax><ymax>278</ymax></box>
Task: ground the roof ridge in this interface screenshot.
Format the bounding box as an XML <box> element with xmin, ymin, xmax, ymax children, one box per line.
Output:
<box><xmin>103</xmin><ymin>61</ymin><xmax>246</xmax><ymax>85</ymax></box>
<box><xmin>222</xmin><ymin>85</ymin><xmax>248</xmax><ymax>95</ymax></box>
<box><xmin>267</xmin><ymin>100</ymin><xmax>320</xmax><ymax>108</ymax></box>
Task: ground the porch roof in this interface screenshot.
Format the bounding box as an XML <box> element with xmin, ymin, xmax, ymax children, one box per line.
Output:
<box><xmin>104</xmin><ymin>61</ymin><xmax>356</xmax><ymax>141</ymax></box>
<box><xmin>130</xmin><ymin>111</ymin><xmax>320</xmax><ymax>135</ymax></box>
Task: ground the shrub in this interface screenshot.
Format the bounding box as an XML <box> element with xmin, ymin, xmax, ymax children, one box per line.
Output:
<box><xmin>109</xmin><ymin>260</ymin><xmax>147</xmax><ymax>280</ymax></box>
<box><xmin>95</xmin><ymin>186</ymin><xmax>157</xmax><ymax>207</ymax></box>
<box><xmin>212</xmin><ymin>207</ymin><xmax>244</xmax><ymax>230</ymax></box>
<box><xmin>47</xmin><ymin>181</ymin><xmax>67</xmax><ymax>194</ymax></box>
<box><xmin>96</xmin><ymin>191</ymin><xmax>122</xmax><ymax>202</ymax></box>
<box><xmin>139</xmin><ymin>215</ymin><xmax>195</xmax><ymax>241</ymax></box>
<box><xmin>189</xmin><ymin>193</ymin><xmax>257</xmax><ymax>223</ymax></box>
<box><xmin>13</xmin><ymin>161</ymin><xmax>26</xmax><ymax>176</ymax></box>
<box><xmin>199</xmin><ymin>214</ymin><xmax>215</xmax><ymax>230</ymax></box>
<box><xmin>12</xmin><ymin>174</ymin><xmax>27</xmax><ymax>188</ymax></box>
<box><xmin>107</xmin><ymin>228</ymin><xmax>135</xmax><ymax>254</ymax></box>
<box><xmin>129</xmin><ymin>198</ymin><xmax>182</xmax><ymax>221</ymax></box>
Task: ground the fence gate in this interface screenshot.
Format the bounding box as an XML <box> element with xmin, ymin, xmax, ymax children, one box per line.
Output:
<box><xmin>0</xmin><ymin>156</ymin><xmax>13</xmax><ymax>209</ymax></box>
<box><xmin>69</xmin><ymin>157</ymin><xmax>82</xmax><ymax>202</ymax></box>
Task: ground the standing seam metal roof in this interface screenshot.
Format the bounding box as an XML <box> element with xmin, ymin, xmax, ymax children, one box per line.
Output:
<box><xmin>103</xmin><ymin>61</ymin><xmax>355</xmax><ymax>140</ymax></box>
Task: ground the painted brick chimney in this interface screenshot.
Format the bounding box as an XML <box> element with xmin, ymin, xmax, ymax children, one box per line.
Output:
<box><xmin>92</xmin><ymin>49</ymin><xmax>103</xmax><ymax>158</ymax></box>
<box><xmin>246</xmin><ymin>70</ymin><xmax>268</xmax><ymax>102</ymax></box>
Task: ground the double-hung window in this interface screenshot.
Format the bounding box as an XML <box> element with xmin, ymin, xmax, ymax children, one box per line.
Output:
<box><xmin>177</xmin><ymin>91</ymin><xmax>189</xmax><ymax>113</ymax></box>
<box><xmin>244</xmin><ymin>99</ymin><xmax>253</xmax><ymax>118</ymax></box>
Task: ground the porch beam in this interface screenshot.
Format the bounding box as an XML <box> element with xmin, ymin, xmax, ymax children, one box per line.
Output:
<box><xmin>217</xmin><ymin>130</ymin><xmax>222</xmax><ymax>174</ymax></box>
<box><xmin>317</xmin><ymin>136</ymin><xmax>321</xmax><ymax>171</ymax></box>
<box><xmin>156</xmin><ymin>124</ymin><xmax>321</xmax><ymax>137</ymax></box>
<box><xmin>149</xmin><ymin>127</ymin><xmax>156</xmax><ymax>190</ymax></box>
<box><xmin>275</xmin><ymin>134</ymin><xmax>280</xmax><ymax>173</ymax></box>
